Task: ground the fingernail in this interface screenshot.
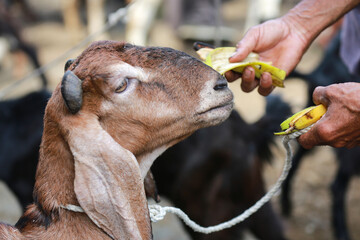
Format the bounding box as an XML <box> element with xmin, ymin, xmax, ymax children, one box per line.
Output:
<box><xmin>230</xmin><ymin>49</ymin><xmax>240</xmax><ymax>58</ymax></box>
<box><xmin>243</xmin><ymin>68</ymin><xmax>251</xmax><ymax>78</ymax></box>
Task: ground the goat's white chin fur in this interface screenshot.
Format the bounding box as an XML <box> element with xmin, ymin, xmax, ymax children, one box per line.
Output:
<box><xmin>198</xmin><ymin>102</ymin><xmax>234</xmax><ymax>125</ymax></box>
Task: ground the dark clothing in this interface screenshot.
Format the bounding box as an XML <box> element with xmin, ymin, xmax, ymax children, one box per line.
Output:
<box><xmin>340</xmin><ymin>6</ymin><xmax>360</xmax><ymax>76</ymax></box>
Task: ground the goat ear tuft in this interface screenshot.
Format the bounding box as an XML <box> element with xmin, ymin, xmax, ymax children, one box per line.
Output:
<box><xmin>61</xmin><ymin>70</ymin><xmax>83</xmax><ymax>114</ymax></box>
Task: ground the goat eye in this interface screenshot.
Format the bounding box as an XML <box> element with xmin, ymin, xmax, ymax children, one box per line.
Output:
<box><xmin>115</xmin><ymin>78</ymin><xmax>129</xmax><ymax>93</ymax></box>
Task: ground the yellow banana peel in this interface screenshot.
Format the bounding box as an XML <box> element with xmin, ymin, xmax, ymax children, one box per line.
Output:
<box><xmin>197</xmin><ymin>47</ymin><xmax>286</xmax><ymax>88</ymax></box>
<box><xmin>274</xmin><ymin>104</ymin><xmax>327</xmax><ymax>135</ymax></box>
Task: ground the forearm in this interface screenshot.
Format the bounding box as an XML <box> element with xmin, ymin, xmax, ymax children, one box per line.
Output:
<box><xmin>283</xmin><ymin>0</ymin><xmax>360</xmax><ymax>46</ymax></box>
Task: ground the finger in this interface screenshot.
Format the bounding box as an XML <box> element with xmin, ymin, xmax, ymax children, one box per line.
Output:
<box><xmin>241</xmin><ymin>67</ymin><xmax>258</xmax><ymax>92</ymax></box>
<box><xmin>312</xmin><ymin>86</ymin><xmax>329</xmax><ymax>106</ymax></box>
<box><xmin>258</xmin><ymin>72</ymin><xmax>274</xmax><ymax>96</ymax></box>
<box><xmin>229</xmin><ymin>48</ymin><xmax>251</xmax><ymax>63</ymax></box>
<box><xmin>297</xmin><ymin>126</ymin><xmax>322</xmax><ymax>149</ymax></box>
<box><xmin>297</xmin><ymin>114</ymin><xmax>332</xmax><ymax>149</ymax></box>
<box><xmin>224</xmin><ymin>71</ymin><xmax>241</xmax><ymax>83</ymax></box>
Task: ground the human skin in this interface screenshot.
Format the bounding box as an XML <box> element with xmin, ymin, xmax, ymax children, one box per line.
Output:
<box><xmin>298</xmin><ymin>83</ymin><xmax>360</xmax><ymax>149</ymax></box>
<box><xmin>226</xmin><ymin>0</ymin><xmax>360</xmax><ymax>96</ymax></box>
<box><xmin>226</xmin><ymin>0</ymin><xmax>360</xmax><ymax>148</ymax></box>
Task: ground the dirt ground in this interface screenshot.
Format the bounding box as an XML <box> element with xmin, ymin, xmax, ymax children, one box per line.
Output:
<box><xmin>1</xmin><ymin>0</ymin><xmax>360</xmax><ymax>240</ymax></box>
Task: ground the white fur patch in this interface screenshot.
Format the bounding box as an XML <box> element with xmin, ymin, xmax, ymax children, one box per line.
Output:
<box><xmin>138</xmin><ymin>146</ymin><xmax>168</xmax><ymax>179</ymax></box>
<box><xmin>109</xmin><ymin>63</ymin><xmax>150</xmax><ymax>82</ymax></box>
<box><xmin>197</xmin><ymin>80</ymin><xmax>215</xmax><ymax>113</ymax></box>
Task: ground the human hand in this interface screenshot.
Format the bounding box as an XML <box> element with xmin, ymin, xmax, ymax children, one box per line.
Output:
<box><xmin>298</xmin><ymin>83</ymin><xmax>360</xmax><ymax>149</ymax></box>
<box><xmin>225</xmin><ymin>18</ymin><xmax>309</xmax><ymax>96</ymax></box>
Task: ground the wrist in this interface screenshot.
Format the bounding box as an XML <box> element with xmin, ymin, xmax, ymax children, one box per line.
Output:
<box><xmin>280</xmin><ymin>12</ymin><xmax>310</xmax><ymax>50</ymax></box>
<box><xmin>282</xmin><ymin>0</ymin><xmax>360</xmax><ymax>48</ymax></box>
<box><xmin>281</xmin><ymin>4</ymin><xmax>328</xmax><ymax>48</ymax></box>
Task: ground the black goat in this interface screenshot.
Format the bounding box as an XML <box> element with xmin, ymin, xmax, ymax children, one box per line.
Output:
<box><xmin>0</xmin><ymin>90</ymin><xmax>50</xmax><ymax>209</ymax></box>
<box><xmin>152</xmin><ymin>95</ymin><xmax>291</xmax><ymax>240</ymax></box>
<box><xmin>281</xmin><ymin>33</ymin><xmax>360</xmax><ymax>240</ymax></box>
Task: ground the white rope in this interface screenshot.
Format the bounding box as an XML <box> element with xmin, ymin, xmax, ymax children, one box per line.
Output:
<box><xmin>0</xmin><ymin>3</ymin><xmax>134</xmax><ymax>100</ymax></box>
<box><xmin>148</xmin><ymin>125</ymin><xmax>313</xmax><ymax>234</ymax></box>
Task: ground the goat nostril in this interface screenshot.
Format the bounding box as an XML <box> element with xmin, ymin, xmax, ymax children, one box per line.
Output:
<box><xmin>213</xmin><ymin>77</ymin><xmax>228</xmax><ymax>91</ymax></box>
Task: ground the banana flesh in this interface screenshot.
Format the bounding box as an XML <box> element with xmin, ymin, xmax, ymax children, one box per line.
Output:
<box><xmin>196</xmin><ymin>48</ymin><xmax>213</xmax><ymax>61</ymax></box>
<box><xmin>274</xmin><ymin>104</ymin><xmax>327</xmax><ymax>135</ymax></box>
<box><xmin>197</xmin><ymin>47</ymin><xmax>286</xmax><ymax>88</ymax></box>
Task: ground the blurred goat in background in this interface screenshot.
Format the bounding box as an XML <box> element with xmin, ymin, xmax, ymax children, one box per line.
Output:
<box><xmin>152</xmin><ymin>95</ymin><xmax>291</xmax><ymax>240</ymax></box>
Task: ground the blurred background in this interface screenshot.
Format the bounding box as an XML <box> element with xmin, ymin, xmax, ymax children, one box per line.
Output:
<box><xmin>0</xmin><ymin>0</ymin><xmax>359</xmax><ymax>240</ymax></box>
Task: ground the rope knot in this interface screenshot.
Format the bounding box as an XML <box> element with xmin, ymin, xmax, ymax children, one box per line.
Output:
<box><xmin>149</xmin><ymin>205</ymin><xmax>167</xmax><ymax>222</ymax></box>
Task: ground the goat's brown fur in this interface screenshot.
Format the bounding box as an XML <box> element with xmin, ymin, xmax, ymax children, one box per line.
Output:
<box><xmin>0</xmin><ymin>41</ymin><xmax>233</xmax><ymax>239</ymax></box>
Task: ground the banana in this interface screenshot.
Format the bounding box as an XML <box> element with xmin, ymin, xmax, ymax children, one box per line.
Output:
<box><xmin>196</xmin><ymin>47</ymin><xmax>286</xmax><ymax>88</ymax></box>
<box><xmin>274</xmin><ymin>104</ymin><xmax>327</xmax><ymax>135</ymax></box>
<box><xmin>196</xmin><ymin>47</ymin><xmax>213</xmax><ymax>61</ymax></box>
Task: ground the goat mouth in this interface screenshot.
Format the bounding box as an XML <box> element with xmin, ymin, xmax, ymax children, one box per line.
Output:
<box><xmin>197</xmin><ymin>101</ymin><xmax>234</xmax><ymax>115</ymax></box>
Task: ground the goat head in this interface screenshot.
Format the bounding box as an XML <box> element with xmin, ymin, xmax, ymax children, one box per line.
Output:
<box><xmin>49</xmin><ymin>40</ymin><xmax>233</xmax><ymax>239</ymax></box>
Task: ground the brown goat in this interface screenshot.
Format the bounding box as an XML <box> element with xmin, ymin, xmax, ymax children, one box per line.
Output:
<box><xmin>0</xmin><ymin>40</ymin><xmax>233</xmax><ymax>239</ymax></box>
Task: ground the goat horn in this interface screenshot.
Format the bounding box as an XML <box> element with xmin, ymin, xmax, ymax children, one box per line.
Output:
<box><xmin>61</xmin><ymin>70</ymin><xmax>83</xmax><ymax>114</ymax></box>
<box><xmin>64</xmin><ymin>59</ymin><xmax>75</xmax><ymax>72</ymax></box>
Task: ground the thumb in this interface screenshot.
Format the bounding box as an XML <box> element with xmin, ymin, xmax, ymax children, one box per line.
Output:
<box><xmin>312</xmin><ymin>86</ymin><xmax>330</xmax><ymax>106</ymax></box>
<box><xmin>229</xmin><ymin>30</ymin><xmax>258</xmax><ymax>63</ymax></box>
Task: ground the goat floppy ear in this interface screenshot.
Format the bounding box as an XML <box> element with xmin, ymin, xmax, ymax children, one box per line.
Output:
<box><xmin>66</xmin><ymin>116</ymin><xmax>152</xmax><ymax>239</ymax></box>
<box><xmin>61</xmin><ymin>70</ymin><xmax>83</xmax><ymax>114</ymax></box>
